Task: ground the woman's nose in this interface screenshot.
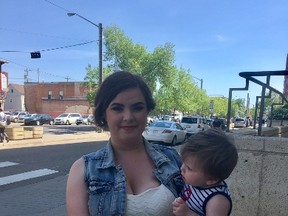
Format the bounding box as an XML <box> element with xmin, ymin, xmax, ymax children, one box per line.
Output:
<box><xmin>123</xmin><ymin>110</ymin><xmax>134</xmax><ymax>121</ymax></box>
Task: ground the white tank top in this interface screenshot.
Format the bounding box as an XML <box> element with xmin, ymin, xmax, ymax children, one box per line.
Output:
<box><xmin>126</xmin><ymin>184</ymin><xmax>175</xmax><ymax>216</ymax></box>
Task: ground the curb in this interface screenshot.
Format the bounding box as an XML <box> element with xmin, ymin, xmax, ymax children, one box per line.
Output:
<box><xmin>0</xmin><ymin>131</ymin><xmax>111</xmax><ymax>149</ymax></box>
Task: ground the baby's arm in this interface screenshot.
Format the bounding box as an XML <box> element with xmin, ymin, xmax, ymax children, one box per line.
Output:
<box><xmin>205</xmin><ymin>194</ymin><xmax>231</xmax><ymax>216</ymax></box>
<box><xmin>172</xmin><ymin>197</ymin><xmax>197</xmax><ymax>216</ymax></box>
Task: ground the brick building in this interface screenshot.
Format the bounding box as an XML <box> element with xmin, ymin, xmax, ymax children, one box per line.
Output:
<box><xmin>24</xmin><ymin>82</ymin><xmax>92</xmax><ymax>118</ymax></box>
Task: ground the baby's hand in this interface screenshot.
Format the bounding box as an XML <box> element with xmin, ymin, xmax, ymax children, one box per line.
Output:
<box><xmin>172</xmin><ymin>197</ymin><xmax>195</xmax><ymax>216</ymax></box>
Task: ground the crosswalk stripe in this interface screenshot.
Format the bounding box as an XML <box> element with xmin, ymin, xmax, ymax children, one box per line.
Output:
<box><xmin>0</xmin><ymin>161</ymin><xmax>19</xmax><ymax>168</ymax></box>
<box><xmin>0</xmin><ymin>168</ymin><xmax>59</xmax><ymax>186</ymax></box>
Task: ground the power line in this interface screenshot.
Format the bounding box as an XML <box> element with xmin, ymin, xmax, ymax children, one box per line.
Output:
<box><xmin>43</xmin><ymin>0</ymin><xmax>70</xmax><ymax>12</ymax></box>
<box><xmin>0</xmin><ymin>40</ymin><xmax>96</xmax><ymax>53</ymax></box>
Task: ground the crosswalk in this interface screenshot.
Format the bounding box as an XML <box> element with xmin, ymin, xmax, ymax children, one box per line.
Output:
<box><xmin>0</xmin><ymin>161</ymin><xmax>58</xmax><ymax>186</ymax></box>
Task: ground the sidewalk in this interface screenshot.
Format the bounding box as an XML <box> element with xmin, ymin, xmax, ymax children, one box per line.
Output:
<box><xmin>0</xmin><ymin>130</ymin><xmax>111</xmax><ymax>150</ymax></box>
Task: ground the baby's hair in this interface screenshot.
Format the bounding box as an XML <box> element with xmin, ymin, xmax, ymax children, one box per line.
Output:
<box><xmin>181</xmin><ymin>128</ymin><xmax>238</xmax><ymax>181</ymax></box>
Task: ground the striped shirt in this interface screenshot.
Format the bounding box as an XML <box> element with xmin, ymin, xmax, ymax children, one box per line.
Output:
<box><xmin>181</xmin><ymin>181</ymin><xmax>232</xmax><ymax>216</ymax></box>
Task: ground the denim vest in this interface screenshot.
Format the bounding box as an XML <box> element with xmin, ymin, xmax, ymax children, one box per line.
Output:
<box><xmin>83</xmin><ymin>139</ymin><xmax>184</xmax><ymax>216</ymax></box>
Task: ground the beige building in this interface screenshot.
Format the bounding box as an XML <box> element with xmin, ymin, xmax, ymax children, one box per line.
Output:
<box><xmin>4</xmin><ymin>83</ymin><xmax>25</xmax><ymax>112</ymax></box>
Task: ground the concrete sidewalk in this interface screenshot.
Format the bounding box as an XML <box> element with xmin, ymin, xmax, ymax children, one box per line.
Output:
<box><xmin>0</xmin><ymin>131</ymin><xmax>111</xmax><ymax>149</ymax></box>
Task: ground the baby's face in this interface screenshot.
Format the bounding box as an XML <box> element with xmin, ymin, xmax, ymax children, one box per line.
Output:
<box><xmin>180</xmin><ymin>157</ymin><xmax>209</xmax><ymax>187</ymax></box>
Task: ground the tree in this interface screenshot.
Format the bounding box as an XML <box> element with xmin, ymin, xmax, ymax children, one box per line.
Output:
<box><xmin>85</xmin><ymin>25</ymin><xmax>210</xmax><ymax>115</ymax></box>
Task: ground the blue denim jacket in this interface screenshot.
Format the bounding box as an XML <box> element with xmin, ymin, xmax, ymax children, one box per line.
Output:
<box><xmin>83</xmin><ymin>139</ymin><xmax>184</xmax><ymax>216</ymax></box>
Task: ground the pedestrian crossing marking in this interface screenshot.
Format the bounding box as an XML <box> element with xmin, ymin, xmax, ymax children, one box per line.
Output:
<box><xmin>0</xmin><ymin>161</ymin><xmax>19</xmax><ymax>168</ymax></box>
<box><xmin>0</xmin><ymin>168</ymin><xmax>58</xmax><ymax>186</ymax></box>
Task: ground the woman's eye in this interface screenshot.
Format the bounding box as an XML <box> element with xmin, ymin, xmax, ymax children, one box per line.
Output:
<box><xmin>111</xmin><ymin>106</ymin><xmax>123</xmax><ymax>112</ymax></box>
<box><xmin>133</xmin><ymin>106</ymin><xmax>145</xmax><ymax>112</ymax></box>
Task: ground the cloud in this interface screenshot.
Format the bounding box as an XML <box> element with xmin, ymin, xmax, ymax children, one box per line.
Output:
<box><xmin>215</xmin><ymin>34</ymin><xmax>226</xmax><ymax>42</ymax></box>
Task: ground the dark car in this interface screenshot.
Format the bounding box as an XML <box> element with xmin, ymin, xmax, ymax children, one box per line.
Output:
<box><xmin>24</xmin><ymin>114</ymin><xmax>54</xmax><ymax>126</ymax></box>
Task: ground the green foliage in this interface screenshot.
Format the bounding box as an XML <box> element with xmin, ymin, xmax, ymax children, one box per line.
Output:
<box><xmin>82</xmin><ymin>25</ymin><xmax>244</xmax><ymax>118</ymax></box>
<box><xmin>273</xmin><ymin>102</ymin><xmax>288</xmax><ymax>120</ymax></box>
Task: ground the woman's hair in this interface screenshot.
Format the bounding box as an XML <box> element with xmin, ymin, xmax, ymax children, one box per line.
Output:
<box><xmin>181</xmin><ymin>128</ymin><xmax>238</xmax><ymax>181</ymax></box>
<box><xmin>94</xmin><ymin>71</ymin><xmax>156</xmax><ymax>128</ymax></box>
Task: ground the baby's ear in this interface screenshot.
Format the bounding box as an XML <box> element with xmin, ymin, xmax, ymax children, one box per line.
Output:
<box><xmin>206</xmin><ymin>178</ymin><xmax>220</xmax><ymax>186</ymax></box>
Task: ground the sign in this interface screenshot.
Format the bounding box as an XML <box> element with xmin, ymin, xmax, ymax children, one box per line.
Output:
<box><xmin>209</xmin><ymin>100</ymin><xmax>214</xmax><ymax>112</ymax></box>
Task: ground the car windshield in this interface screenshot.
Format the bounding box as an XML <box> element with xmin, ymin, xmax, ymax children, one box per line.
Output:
<box><xmin>150</xmin><ymin>121</ymin><xmax>172</xmax><ymax>128</ymax></box>
<box><xmin>59</xmin><ymin>114</ymin><xmax>68</xmax><ymax>117</ymax></box>
<box><xmin>181</xmin><ymin>117</ymin><xmax>197</xmax><ymax>124</ymax></box>
<box><xmin>235</xmin><ymin>118</ymin><xmax>244</xmax><ymax>122</ymax></box>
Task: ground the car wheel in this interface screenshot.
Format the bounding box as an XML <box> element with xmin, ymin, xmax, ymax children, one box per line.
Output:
<box><xmin>36</xmin><ymin>121</ymin><xmax>40</xmax><ymax>126</ymax></box>
<box><xmin>66</xmin><ymin>120</ymin><xmax>70</xmax><ymax>125</ymax></box>
<box><xmin>49</xmin><ymin>121</ymin><xmax>54</xmax><ymax>125</ymax></box>
<box><xmin>171</xmin><ymin>136</ymin><xmax>177</xmax><ymax>145</ymax></box>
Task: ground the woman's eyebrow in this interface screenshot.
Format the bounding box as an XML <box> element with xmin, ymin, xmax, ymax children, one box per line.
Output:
<box><xmin>110</xmin><ymin>102</ymin><xmax>123</xmax><ymax>106</ymax></box>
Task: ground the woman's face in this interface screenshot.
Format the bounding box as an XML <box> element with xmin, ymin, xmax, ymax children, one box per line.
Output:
<box><xmin>105</xmin><ymin>87</ymin><xmax>148</xmax><ymax>144</ymax></box>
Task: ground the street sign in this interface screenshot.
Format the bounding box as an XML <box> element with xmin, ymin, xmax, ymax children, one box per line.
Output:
<box><xmin>31</xmin><ymin>52</ymin><xmax>41</xmax><ymax>59</ymax></box>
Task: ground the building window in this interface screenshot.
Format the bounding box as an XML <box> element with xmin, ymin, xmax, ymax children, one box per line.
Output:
<box><xmin>11</xmin><ymin>89</ymin><xmax>14</xmax><ymax>93</ymax></box>
<box><xmin>48</xmin><ymin>91</ymin><xmax>52</xmax><ymax>99</ymax></box>
<box><xmin>10</xmin><ymin>99</ymin><xmax>12</xmax><ymax>103</ymax></box>
<box><xmin>59</xmin><ymin>91</ymin><xmax>63</xmax><ymax>100</ymax></box>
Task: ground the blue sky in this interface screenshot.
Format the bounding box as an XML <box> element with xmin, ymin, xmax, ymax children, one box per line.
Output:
<box><xmin>1</xmin><ymin>0</ymin><xmax>288</xmax><ymax>108</ymax></box>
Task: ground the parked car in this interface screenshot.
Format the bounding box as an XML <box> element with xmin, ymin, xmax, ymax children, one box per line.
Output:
<box><xmin>24</xmin><ymin>114</ymin><xmax>54</xmax><ymax>126</ymax></box>
<box><xmin>19</xmin><ymin>113</ymin><xmax>37</xmax><ymax>123</ymax></box>
<box><xmin>54</xmin><ymin>113</ymin><xmax>81</xmax><ymax>125</ymax></box>
<box><xmin>10</xmin><ymin>111</ymin><xmax>29</xmax><ymax>123</ymax></box>
<box><xmin>143</xmin><ymin>120</ymin><xmax>187</xmax><ymax>146</ymax></box>
<box><xmin>180</xmin><ymin>116</ymin><xmax>209</xmax><ymax>137</ymax></box>
<box><xmin>234</xmin><ymin>118</ymin><xmax>246</xmax><ymax>128</ymax></box>
<box><xmin>76</xmin><ymin>114</ymin><xmax>93</xmax><ymax>125</ymax></box>
<box><xmin>4</xmin><ymin>111</ymin><xmax>12</xmax><ymax>125</ymax></box>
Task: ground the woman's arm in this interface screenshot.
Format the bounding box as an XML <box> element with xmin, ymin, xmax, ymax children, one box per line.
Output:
<box><xmin>66</xmin><ymin>158</ymin><xmax>90</xmax><ymax>216</ymax></box>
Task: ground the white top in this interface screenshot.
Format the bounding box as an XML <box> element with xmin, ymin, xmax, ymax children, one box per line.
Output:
<box><xmin>126</xmin><ymin>184</ymin><xmax>175</xmax><ymax>216</ymax></box>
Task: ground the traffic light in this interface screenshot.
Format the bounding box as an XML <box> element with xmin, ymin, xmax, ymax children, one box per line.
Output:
<box><xmin>31</xmin><ymin>52</ymin><xmax>41</xmax><ymax>59</ymax></box>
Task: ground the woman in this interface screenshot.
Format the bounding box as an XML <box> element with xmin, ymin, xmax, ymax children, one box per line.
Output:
<box><xmin>66</xmin><ymin>71</ymin><xmax>183</xmax><ymax>216</ymax></box>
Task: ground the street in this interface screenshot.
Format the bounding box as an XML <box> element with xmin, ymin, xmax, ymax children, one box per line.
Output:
<box><xmin>0</xmin><ymin>125</ymin><xmax>107</xmax><ymax>216</ymax></box>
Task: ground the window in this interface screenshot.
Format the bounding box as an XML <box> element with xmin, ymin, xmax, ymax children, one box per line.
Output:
<box><xmin>59</xmin><ymin>91</ymin><xmax>63</xmax><ymax>100</ymax></box>
<box><xmin>48</xmin><ymin>91</ymin><xmax>52</xmax><ymax>99</ymax></box>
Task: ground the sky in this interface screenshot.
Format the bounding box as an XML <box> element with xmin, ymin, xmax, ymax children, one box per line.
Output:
<box><xmin>1</xmin><ymin>0</ymin><xmax>288</xmax><ymax>108</ymax></box>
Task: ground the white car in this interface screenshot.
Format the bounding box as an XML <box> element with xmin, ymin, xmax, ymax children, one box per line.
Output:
<box><xmin>180</xmin><ymin>116</ymin><xmax>209</xmax><ymax>137</ymax></box>
<box><xmin>54</xmin><ymin>113</ymin><xmax>81</xmax><ymax>125</ymax></box>
<box><xmin>143</xmin><ymin>120</ymin><xmax>187</xmax><ymax>146</ymax></box>
<box><xmin>234</xmin><ymin>118</ymin><xmax>246</xmax><ymax>128</ymax></box>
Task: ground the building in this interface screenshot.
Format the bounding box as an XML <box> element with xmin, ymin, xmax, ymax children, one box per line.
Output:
<box><xmin>4</xmin><ymin>83</ymin><xmax>25</xmax><ymax>112</ymax></box>
<box><xmin>24</xmin><ymin>82</ymin><xmax>91</xmax><ymax>118</ymax></box>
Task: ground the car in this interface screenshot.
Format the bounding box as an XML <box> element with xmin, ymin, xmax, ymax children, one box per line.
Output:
<box><xmin>180</xmin><ymin>116</ymin><xmax>209</xmax><ymax>137</ymax></box>
<box><xmin>234</xmin><ymin>118</ymin><xmax>246</xmax><ymax>128</ymax></box>
<box><xmin>54</xmin><ymin>113</ymin><xmax>82</xmax><ymax>125</ymax></box>
<box><xmin>10</xmin><ymin>111</ymin><xmax>29</xmax><ymax>123</ymax></box>
<box><xmin>19</xmin><ymin>113</ymin><xmax>37</xmax><ymax>123</ymax></box>
<box><xmin>4</xmin><ymin>111</ymin><xmax>12</xmax><ymax>125</ymax></box>
<box><xmin>24</xmin><ymin>114</ymin><xmax>54</xmax><ymax>126</ymax></box>
<box><xmin>76</xmin><ymin>114</ymin><xmax>93</xmax><ymax>125</ymax></box>
<box><xmin>142</xmin><ymin>120</ymin><xmax>187</xmax><ymax>146</ymax></box>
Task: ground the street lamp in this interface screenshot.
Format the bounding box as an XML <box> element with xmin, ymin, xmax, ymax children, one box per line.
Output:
<box><xmin>191</xmin><ymin>75</ymin><xmax>203</xmax><ymax>89</ymax></box>
<box><xmin>67</xmin><ymin>12</ymin><xmax>103</xmax><ymax>84</ymax></box>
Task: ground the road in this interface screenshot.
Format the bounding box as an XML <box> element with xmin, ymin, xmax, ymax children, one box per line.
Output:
<box><xmin>0</xmin><ymin>124</ymin><xmax>107</xmax><ymax>216</ymax></box>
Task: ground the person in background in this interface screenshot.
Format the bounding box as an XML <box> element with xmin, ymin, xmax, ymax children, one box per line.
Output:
<box><xmin>0</xmin><ymin>108</ymin><xmax>9</xmax><ymax>143</ymax></box>
<box><xmin>66</xmin><ymin>71</ymin><xmax>184</xmax><ymax>216</ymax></box>
<box><xmin>172</xmin><ymin>128</ymin><xmax>238</xmax><ymax>216</ymax></box>
<box><xmin>212</xmin><ymin>116</ymin><xmax>222</xmax><ymax>128</ymax></box>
